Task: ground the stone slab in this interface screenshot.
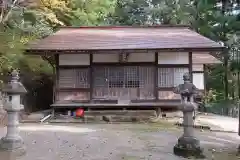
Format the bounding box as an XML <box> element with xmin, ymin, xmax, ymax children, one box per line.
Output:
<box><xmin>84</xmin><ymin>110</ymin><xmax>157</xmax><ymax>117</ymax></box>
<box><xmin>19</xmin><ymin>110</ymin><xmax>52</xmax><ymax>123</ymax></box>
<box><xmin>162</xmin><ymin>111</ymin><xmax>183</xmax><ymax>118</ymax></box>
<box><xmin>50</xmin><ymin>115</ymin><xmax>155</xmax><ymax>123</ymax></box>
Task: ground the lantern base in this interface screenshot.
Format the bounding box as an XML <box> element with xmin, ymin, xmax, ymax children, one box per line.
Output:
<box><xmin>173</xmin><ymin>136</ymin><xmax>205</xmax><ymax>158</ymax></box>
<box><xmin>0</xmin><ymin>136</ymin><xmax>26</xmax><ymax>157</ymax></box>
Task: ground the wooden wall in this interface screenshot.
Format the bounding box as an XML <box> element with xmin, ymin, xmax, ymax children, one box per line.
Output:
<box><xmin>56</xmin><ymin>52</ymin><xmax>207</xmax><ymax>102</ymax></box>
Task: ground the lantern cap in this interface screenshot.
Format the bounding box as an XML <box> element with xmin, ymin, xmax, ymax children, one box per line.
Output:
<box><xmin>1</xmin><ymin>70</ymin><xmax>27</xmax><ymax>95</ymax></box>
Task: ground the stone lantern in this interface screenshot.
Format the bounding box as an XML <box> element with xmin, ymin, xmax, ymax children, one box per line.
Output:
<box><xmin>0</xmin><ymin>70</ymin><xmax>27</xmax><ymax>156</ymax></box>
<box><xmin>173</xmin><ymin>73</ymin><xmax>204</xmax><ymax>158</ymax></box>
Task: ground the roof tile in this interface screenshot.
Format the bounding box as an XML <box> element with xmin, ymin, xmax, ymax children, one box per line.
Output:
<box><xmin>28</xmin><ymin>26</ymin><xmax>223</xmax><ymax>51</ymax></box>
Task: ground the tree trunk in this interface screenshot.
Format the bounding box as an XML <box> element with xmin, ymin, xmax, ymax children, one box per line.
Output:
<box><xmin>222</xmin><ymin>0</ymin><xmax>229</xmax><ymax>100</ymax></box>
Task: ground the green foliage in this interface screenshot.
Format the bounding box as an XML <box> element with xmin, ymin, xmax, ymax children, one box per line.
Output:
<box><xmin>35</xmin><ymin>0</ymin><xmax>73</xmax><ymax>27</ymax></box>
<box><xmin>206</xmin><ymin>64</ymin><xmax>226</xmax><ymax>99</ymax></box>
<box><xmin>31</xmin><ymin>0</ymin><xmax>116</xmax><ymax>27</ymax></box>
<box><xmin>70</xmin><ymin>0</ymin><xmax>116</xmax><ymax>26</ymax></box>
<box><xmin>0</xmin><ymin>0</ymin><xmax>54</xmax><ymax>77</ymax></box>
<box><xmin>109</xmin><ymin>0</ymin><xmax>149</xmax><ymax>25</ymax></box>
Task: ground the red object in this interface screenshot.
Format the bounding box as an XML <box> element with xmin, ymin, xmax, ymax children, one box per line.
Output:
<box><xmin>76</xmin><ymin>108</ymin><xmax>84</xmax><ymax>117</ymax></box>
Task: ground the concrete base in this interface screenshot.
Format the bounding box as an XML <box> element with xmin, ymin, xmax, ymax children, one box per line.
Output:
<box><xmin>173</xmin><ymin>136</ymin><xmax>205</xmax><ymax>158</ymax></box>
<box><xmin>0</xmin><ymin>137</ymin><xmax>26</xmax><ymax>157</ymax></box>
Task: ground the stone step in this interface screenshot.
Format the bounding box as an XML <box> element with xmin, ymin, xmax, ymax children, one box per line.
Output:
<box><xmin>20</xmin><ymin>109</ymin><xmax>52</xmax><ymax>123</ymax></box>
<box><xmin>162</xmin><ymin>111</ymin><xmax>183</xmax><ymax>118</ymax></box>
<box><xmin>50</xmin><ymin>110</ymin><xmax>157</xmax><ymax>123</ymax></box>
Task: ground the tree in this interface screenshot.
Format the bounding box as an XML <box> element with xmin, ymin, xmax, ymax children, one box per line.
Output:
<box><xmin>28</xmin><ymin>0</ymin><xmax>116</xmax><ymax>27</ymax></box>
<box><xmin>70</xmin><ymin>0</ymin><xmax>116</xmax><ymax>26</ymax></box>
<box><xmin>109</xmin><ymin>0</ymin><xmax>150</xmax><ymax>25</ymax></box>
<box><xmin>0</xmin><ymin>0</ymin><xmax>53</xmax><ymax>75</ymax></box>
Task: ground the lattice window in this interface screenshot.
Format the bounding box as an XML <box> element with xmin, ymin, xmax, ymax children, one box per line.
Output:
<box><xmin>58</xmin><ymin>68</ymin><xmax>90</xmax><ymax>88</ymax></box>
<box><xmin>158</xmin><ymin>68</ymin><xmax>189</xmax><ymax>87</ymax></box>
<box><xmin>108</xmin><ymin>67</ymin><xmax>125</xmax><ymax>88</ymax></box>
<box><xmin>124</xmin><ymin>66</ymin><xmax>140</xmax><ymax>88</ymax></box>
<box><xmin>92</xmin><ymin>66</ymin><xmax>155</xmax><ymax>100</ymax></box>
<box><xmin>93</xmin><ymin>66</ymin><xmax>141</xmax><ymax>88</ymax></box>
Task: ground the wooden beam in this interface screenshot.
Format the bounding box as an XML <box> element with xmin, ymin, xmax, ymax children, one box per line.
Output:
<box><xmin>157</xmin><ymin>64</ymin><xmax>189</xmax><ymax>68</ymax></box>
<box><xmin>58</xmin><ymin>65</ymin><xmax>90</xmax><ymax>69</ymax></box>
<box><xmin>56</xmin><ymin>88</ymin><xmax>90</xmax><ymax>92</ymax></box>
<box><xmin>25</xmin><ymin>47</ymin><xmax>224</xmax><ymax>55</ymax></box>
<box><xmin>192</xmin><ymin>71</ymin><xmax>204</xmax><ymax>73</ymax></box>
<box><xmin>92</xmin><ymin>62</ymin><xmax>155</xmax><ymax>66</ymax></box>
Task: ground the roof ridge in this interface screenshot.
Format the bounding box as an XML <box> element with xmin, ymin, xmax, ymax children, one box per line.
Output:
<box><xmin>59</xmin><ymin>25</ymin><xmax>191</xmax><ymax>29</ymax></box>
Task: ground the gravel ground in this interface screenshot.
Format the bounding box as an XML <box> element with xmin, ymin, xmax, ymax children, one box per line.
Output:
<box><xmin>0</xmin><ymin>123</ymin><xmax>239</xmax><ymax>160</ymax></box>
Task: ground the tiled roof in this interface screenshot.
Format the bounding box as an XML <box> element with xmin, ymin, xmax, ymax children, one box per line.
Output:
<box><xmin>27</xmin><ymin>26</ymin><xmax>223</xmax><ymax>51</ymax></box>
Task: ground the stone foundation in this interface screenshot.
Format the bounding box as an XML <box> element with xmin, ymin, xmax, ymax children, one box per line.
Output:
<box><xmin>50</xmin><ymin>110</ymin><xmax>157</xmax><ymax>123</ymax></box>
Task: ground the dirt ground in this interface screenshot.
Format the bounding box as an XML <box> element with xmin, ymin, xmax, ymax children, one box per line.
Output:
<box><xmin>0</xmin><ymin>123</ymin><xmax>239</xmax><ymax>160</ymax></box>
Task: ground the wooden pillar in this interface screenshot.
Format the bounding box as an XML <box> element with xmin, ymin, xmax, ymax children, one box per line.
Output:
<box><xmin>89</xmin><ymin>53</ymin><xmax>93</xmax><ymax>101</ymax></box>
<box><xmin>54</xmin><ymin>54</ymin><xmax>59</xmax><ymax>102</ymax></box>
<box><xmin>154</xmin><ymin>52</ymin><xmax>158</xmax><ymax>101</ymax></box>
<box><xmin>203</xmin><ymin>64</ymin><xmax>207</xmax><ymax>93</ymax></box>
<box><xmin>203</xmin><ymin>64</ymin><xmax>208</xmax><ymax>112</ymax></box>
<box><xmin>188</xmin><ymin>52</ymin><xmax>193</xmax><ymax>82</ymax></box>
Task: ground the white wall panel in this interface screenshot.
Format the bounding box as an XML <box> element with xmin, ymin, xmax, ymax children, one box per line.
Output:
<box><xmin>128</xmin><ymin>52</ymin><xmax>155</xmax><ymax>62</ymax></box>
<box><xmin>193</xmin><ymin>73</ymin><xmax>204</xmax><ymax>89</ymax></box>
<box><xmin>93</xmin><ymin>52</ymin><xmax>155</xmax><ymax>63</ymax></box>
<box><xmin>158</xmin><ymin>52</ymin><xmax>189</xmax><ymax>64</ymax></box>
<box><xmin>93</xmin><ymin>53</ymin><xmax>118</xmax><ymax>62</ymax></box>
<box><xmin>59</xmin><ymin>54</ymin><xmax>90</xmax><ymax>65</ymax></box>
